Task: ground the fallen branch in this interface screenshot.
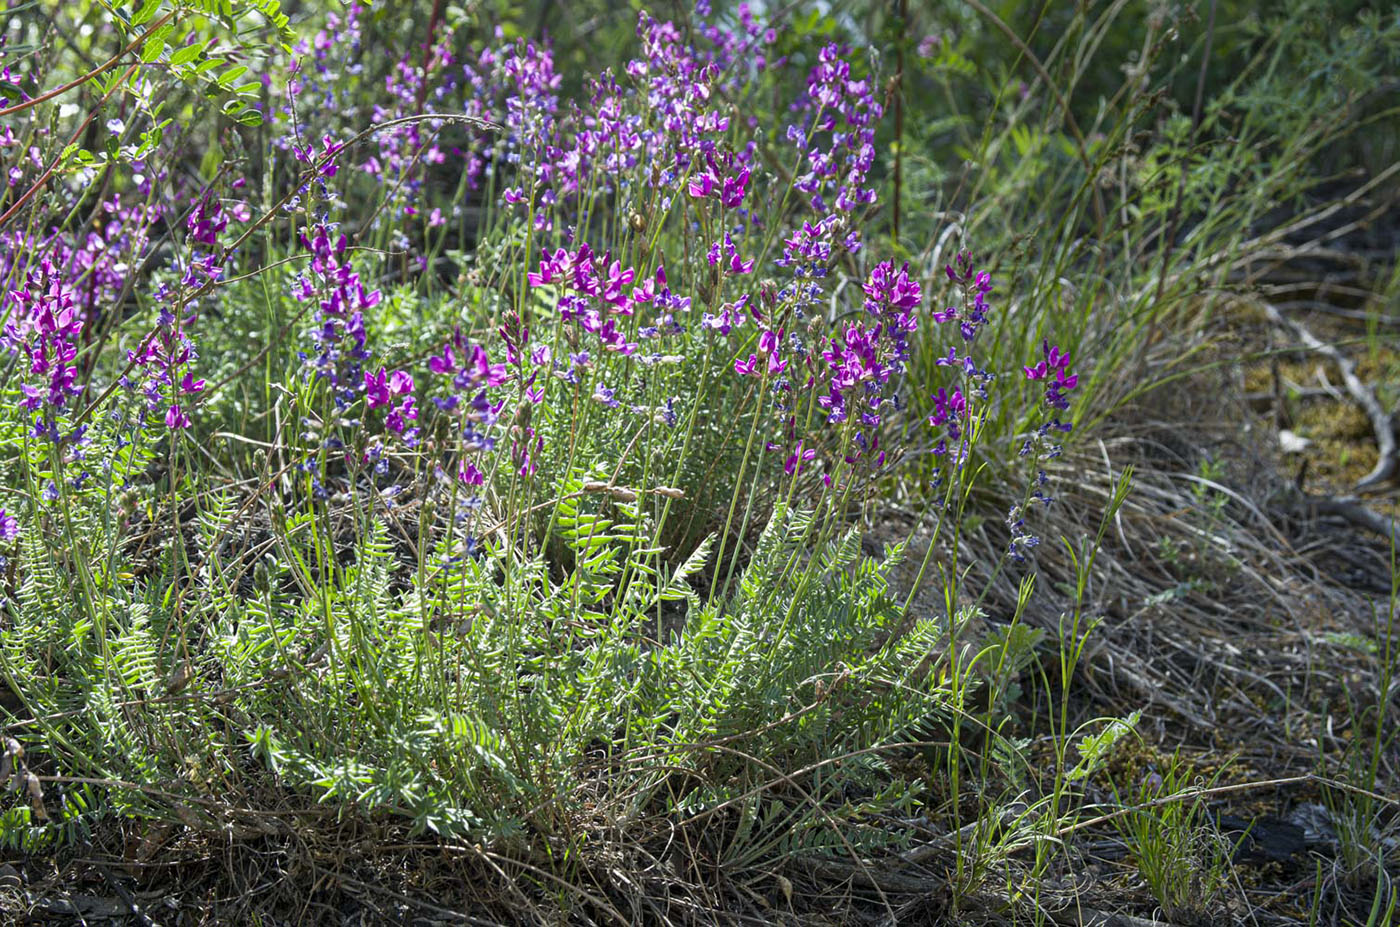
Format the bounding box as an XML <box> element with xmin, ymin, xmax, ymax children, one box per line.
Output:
<box><xmin>1255</xmin><ymin>299</ymin><xmax>1397</xmax><ymax>491</ymax></box>
<box><xmin>1290</xmin><ymin>492</ymin><xmax>1399</xmax><ymax>547</ymax></box>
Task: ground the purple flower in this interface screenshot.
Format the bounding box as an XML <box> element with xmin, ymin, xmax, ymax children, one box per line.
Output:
<box><xmin>458</xmin><ymin>459</ymin><xmax>485</xmax><ymax>486</ymax></box>
<box><xmin>927</xmin><ymin>387</ymin><xmax>968</xmax><ymax>457</ymax></box>
<box><xmin>186</xmin><ymin>194</ymin><xmax>228</xmax><ymax>248</ymax></box>
<box><xmin>428</xmin><ymin>344</ymin><xmax>456</xmax><ymax>375</ymax></box>
<box><xmin>1023</xmin><ymin>342</ymin><xmax>1071</xmax><ymax>382</ymax></box>
<box><xmin>0</xmin><ymin>509</ymin><xmax>18</xmax><ymax>541</ymax></box>
<box><xmin>365</xmin><ymin>368</ymin><xmax>391</xmax><ymax>408</ymax></box>
<box><xmin>1024</xmin><ymin>340</ymin><xmax>1078</xmax><ymax>412</ymax></box>
<box><xmin>687</xmin><ymin>170</ymin><xmax>716</xmax><ymax>199</ymax></box>
<box><xmin>784</xmin><ymin>442</ymin><xmax>816</xmax><ymax>476</ymax></box>
<box><xmin>758</xmin><ymin>328</ymin><xmax>787</xmax><ymax>375</ymax></box>
<box><xmin>512</xmin><ymin>427</ymin><xmax>542</xmax><ymax>477</ymax></box>
<box><xmin>293</xmin><ymin>134</ymin><xmax>345</xmax><ymax>179</ymax></box>
<box><xmin>165</xmin><ymin>404</ymin><xmax>191</xmax><ymax>430</ymax></box>
<box><xmin>720</xmin><ymin>167</ymin><xmax>751</xmax><ymax>208</ymax></box>
<box><xmin>708</xmin><ymin>233</ymin><xmax>754</xmax><ymax>276</ymax></box>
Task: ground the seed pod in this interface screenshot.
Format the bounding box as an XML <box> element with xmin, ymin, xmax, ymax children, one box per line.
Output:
<box><xmin>25</xmin><ymin>771</ymin><xmax>45</xmax><ymax>820</ymax></box>
<box><xmin>166</xmin><ymin>661</ymin><xmax>193</xmax><ymax>695</ymax></box>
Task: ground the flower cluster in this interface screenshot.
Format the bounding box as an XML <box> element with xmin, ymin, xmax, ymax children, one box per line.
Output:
<box><xmin>706</xmin><ymin>233</ymin><xmax>756</xmax><ymax>276</ymax></box>
<box><xmin>276</xmin><ymin>1</ymin><xmax>786</xmax><ymax>246</ymax></box>
<box><xmin>789</xmin><ymin>44</ymin><xmax>883</xmax><ymax>214</ymax></box>
<box><xmin>861</xmin><ymin>260</ymin><xmax>921</xmax><ymax>371</ymax></box>
<box><xmin>1007</xmin><ymin>336</ymin><xmax>1081</xmax><ymax>562</ymax></box>
<box><xmin>627</xmin><ymin>10</ymin><xmax>755</xmax><ymax>179</ymax></box>
<box><xmin>125</xmin><ymin>296</ymin><xmax>205</xmax><ymax>432</ymax></box>
<box><xmin>814</xmin><ymin>265</ymin><xmax>919</xmax><ymax>435</ymax></box>
<box><xmin>926</xmin><ymin>387</ymin><xmax>968</xmax><ymax>458</ymax></box>
<box><xmin>359</xmin><ymin>39</ymin><xmax>451</xmax><ymax>221</ymax></box>
<box><xmin>294</xmin><ymin>221</ymin><xmax>416</xmax><ymax>442</ymax></box>
<box><xmin>483</xmin><ymin>6</ymin><xmax>767</xmax><ymax>225</ymax></box>
<box><xmin>364</xmin><ymin>367</ymin><xmax>416</xmax><ymax>433</ymax></box>
<box><xmin>693</xmin><ymin>1</ymin><xmax>780</xmax><ymax>80</ymax></box>
<box><xmin>923</xmin><ymin>252</ymin><xmax>1000</xmax><ymax>463</ymax></box>
<box><xmin>1024</xmin><ymin>341</ymin><xmax>1079</xmax><ymax>413</ymax></box>
<box><xmin>529</xmin><ymin>243</ymin><xmax>688</xmax><ymax>361</ymax></box>
<box><xmin>427</xmin><ymin>328</ymin><xmax>507</xmax><ymax>488</ymax></box>
<box><xmin>934</xmin><ymin>255</ymin><xmax>994</xmax><ymax>344</ymax></box>
<box><xmin>123</xmin><ymin>182</ymin><xmax>252</xmax><ymax>434</ymax></box>
<box><xmin>1018</xmin><ymin>339</ymin><xmax>1079</xmax><ymax>457</ymax></box>
<box><xmin>258</xmin><ymin>0</ymin><xmax>1089</xmax><ymax>576</ymax></box>
<box><xmin>460</xmin><ymin>34</ymin><xmax>561</xmax><ymax>230</ymax></box>
<box><xmin>748</xmin><ymin>260</ymin><xmax>924</xmax><ymax>480</ymax></box>
<box><xmin>688</xmin><ymin>163</ymin><xmax>751</xmax><ymax>210</ymax></box>
<box><xmin>734</xmin><ymin>326</ymin><xmax>787</xmax><ymax>378</ymax></box>
<box><xmin>182</xmin><ymin>192</ymin><xmax>231</xmax><ymax>287</ymax></box>
<box><xmin>5</xmin><ymin>260</ymin><xmax>85</xmax><ymax>441</ymax></box>
<box><xmin>290</xmin><ymin>2</ymin><xmax>366</xmax><ymax>96</ymax></box>
<box><xmin>292</xmin><ymin>134</ymin><xmax>345</xmax><ymax>181</ymax></box>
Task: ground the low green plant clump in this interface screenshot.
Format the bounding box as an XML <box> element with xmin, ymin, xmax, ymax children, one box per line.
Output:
<box><xmin>0</xmin><ymin>0</ymin><xmax>1394</xmax><ymax>921</ymax></box>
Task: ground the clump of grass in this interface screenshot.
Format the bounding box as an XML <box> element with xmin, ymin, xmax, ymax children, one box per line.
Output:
<box><xmin>1110</xmin><ymin>751</ymin><xmax>1236</xmax><ymax>924</ymax></box>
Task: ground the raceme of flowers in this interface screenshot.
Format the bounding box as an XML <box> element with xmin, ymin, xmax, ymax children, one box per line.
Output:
<box><xmin>0</xmin><ymin>2</ymin><xmax>1084</xmax><ymax>574</ymax></box>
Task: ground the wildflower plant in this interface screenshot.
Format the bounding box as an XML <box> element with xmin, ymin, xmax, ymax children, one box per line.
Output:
<box><xmin>0</xmin><ymin>0</ymin><xmax>1094</xmax><ymax>860</ymax></box>
<box><xmin>10</xmin><ymin>0</ymin><xmax>1387</xmax><ymax>920</ymax></box>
